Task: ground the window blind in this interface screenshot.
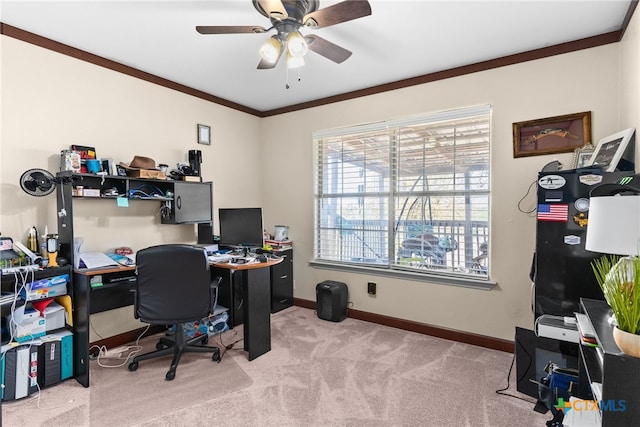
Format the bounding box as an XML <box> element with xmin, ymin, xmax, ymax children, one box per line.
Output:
<box><xmin>314</xmin><ymin>105</ymin><xmax>491</xmax><ymax>279</ymax></box>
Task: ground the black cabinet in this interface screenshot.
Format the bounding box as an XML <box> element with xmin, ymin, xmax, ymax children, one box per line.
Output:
<box><xmin>271</xmin><ymin>248</ymin><xmax>293</xmax><ymax>313</ymax></box>
<box><xmin>160</xmin><ymin>182</ymin><xmax>212</xmax><ymax>224</ymax></box>
<box><xmin>578</xmin><ymin>298</ymin><xmax>640</xmax><ymax>426</ymax></box>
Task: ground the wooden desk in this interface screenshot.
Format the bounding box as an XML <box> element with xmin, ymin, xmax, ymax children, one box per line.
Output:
<box><xmin>211</xmin><ymin>258</ymin><xmax>282</xmax><ymax>361</ymax></box>
<box><xmin>73</xmin><ymin>258</ymin><xmax>280</xmax><ymax>387</ymax></box>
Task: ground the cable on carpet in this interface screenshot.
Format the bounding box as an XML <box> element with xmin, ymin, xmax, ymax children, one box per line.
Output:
<box><xmin>495</xmin><ymin>346</ymin><xmax>538</xmax><ymax>404</ymax></box>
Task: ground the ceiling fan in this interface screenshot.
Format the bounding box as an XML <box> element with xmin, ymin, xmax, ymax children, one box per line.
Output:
<box><xmin>196</xmin><ymin>0</ymin><xmax>372</xmax><ymax>70</ymax></box>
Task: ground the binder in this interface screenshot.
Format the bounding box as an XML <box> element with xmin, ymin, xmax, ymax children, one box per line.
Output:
<box><xmin>15</xmin><ymin>346</ymin><xmax>29</xmax><ymax>399</ymax></box>
<box><xmin>28</xmin><ymin>346</ymin><xmax>39</xmax><ymax>395</ymax></box>
<box><xmin>0</xmin><ymin>350</ymin><xmax>16</xmax><ymax>400</ymax></box>
<box><xmin>38</xmin><ymin>338</ymin><xmax>61</xmax><ymax>387</ymax></box>
<box><xmin>2</xmin><ymin>348</ymin><xmax>16</xmax><ymax>401</ymax></box>
<box><xmin>48</xmin><ymin>330</ymin><xmax>73</xmax><ymax>380</ymax></box>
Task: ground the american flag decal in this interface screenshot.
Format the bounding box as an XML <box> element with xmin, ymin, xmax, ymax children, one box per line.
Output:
<box><xmin>537</xmin><ymin>204</ymin><xmax>569</xmax><ymax>222</ymax></box>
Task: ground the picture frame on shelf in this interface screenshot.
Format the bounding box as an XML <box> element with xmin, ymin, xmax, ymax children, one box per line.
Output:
<box><xmin>101</xmin><ymin>158</ymin><xmax>115</xmax><ymax>175</ymax></box>
<box><xmin>512</xmin><ymin>111</ymin><xmax>591</xmax><ymax>158</ymax></box>
<box><xmin>197</xmin><ymin>124</ymin><xmax>211</xmax><ymax>145</ymax></box>
<box><xmin>587</xmin><ymin>128</ymin><xmax>636</xmax><ymax>172</ymax></box>
<box><xmin>571</xmin><ymin>143</ymin><xmax>595</xmax><ymax>169</ymax></box>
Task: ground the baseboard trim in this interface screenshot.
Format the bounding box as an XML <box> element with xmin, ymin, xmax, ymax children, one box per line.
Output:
<box><xmin>95</xmin><ymin>301</ymin><xmax>515</xmax><ymax>354</ymax></box>
<box><xmin>293</xmin><ymin>298</ymin><xmax>515</xmax><ymax>353</ymax></box>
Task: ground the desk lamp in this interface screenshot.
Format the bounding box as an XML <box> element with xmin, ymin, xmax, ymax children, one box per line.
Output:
<box><xmin>46</xmin><ymin>234</ymin><xmax>59</xmax><ymax>268</ymax></box>
<box><xmin>586</xmin><ymin>189</ymin><xmax>640</xmax><ymax>343</ymax></box>
<box><xmin>585</xmin><ymin>192</ymin><xmax>640</xmax><ymax>257</ymax></box>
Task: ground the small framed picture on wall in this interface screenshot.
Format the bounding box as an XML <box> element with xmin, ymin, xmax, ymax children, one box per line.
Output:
<box><xmin>198</xmin><ymin>124</ymin><xmax>211</xmax><ymax>145</ymax></box>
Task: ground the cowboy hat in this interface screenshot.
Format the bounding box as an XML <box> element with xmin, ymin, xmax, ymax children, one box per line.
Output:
<box><xmin>119</xmin><ymin>156</ymin><xmax>158</xmax><ymax>171</ymax></box>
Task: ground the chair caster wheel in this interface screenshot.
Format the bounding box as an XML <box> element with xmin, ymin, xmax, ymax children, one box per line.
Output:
<box><xmin>128</xmin><ymin>362</ymin><xmax>139</xmax><ymax>371</ymax></box>
<box><xmin>165</xmin><ymin>370</ymin><xmax>176</xmax><ymax>381</ymax></box>
<box><xmin>212</xmin><ymin>350</ymin><xmax>221</xmax><ymax>363</ymax></box>
<box><xmin>155</xmin><ymin>342</ymin><xmax>165</xmax><ymax>350</ymax></box>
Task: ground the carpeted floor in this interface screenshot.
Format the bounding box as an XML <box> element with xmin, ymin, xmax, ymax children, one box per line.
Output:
<box><xmin>2</xmin><ymin>306</ymin><xmax>551</xmax><ymax>426</ymax></box>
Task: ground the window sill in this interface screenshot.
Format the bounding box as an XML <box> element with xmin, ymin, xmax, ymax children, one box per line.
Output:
<box><xmin>309</xmin><ymin>260</ymin><xmax>496</xmax><ymax>290</ymax></box>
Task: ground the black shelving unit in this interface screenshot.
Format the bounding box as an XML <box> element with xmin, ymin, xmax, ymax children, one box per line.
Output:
<box><xmin>0</xmin><ymin>265</ymin><xmax>75</xmax><ymax>397</ymax></box>
<box><xmin>578</xmin><ymin>298</ymin><xmax>640</xmax><ymax>426</ymax></box>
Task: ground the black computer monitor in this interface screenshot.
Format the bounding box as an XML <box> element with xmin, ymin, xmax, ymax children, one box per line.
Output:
<box><xmin>218</xmin><ymin>208</ymin><xmax>264</xmax><ymax>249</ymax></box>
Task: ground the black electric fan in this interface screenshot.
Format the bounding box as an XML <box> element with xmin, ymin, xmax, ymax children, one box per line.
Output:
<box><xmin>20</xmin><ymin>169</ymin><xmax>57</xmax><ymax>197</ymax></box>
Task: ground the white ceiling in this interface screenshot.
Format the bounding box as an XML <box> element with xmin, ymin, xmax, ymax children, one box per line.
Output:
<box><xmin>0</xmin><ymin>1</ymin><xmax>633</xmax><ymax>113</ymax></box>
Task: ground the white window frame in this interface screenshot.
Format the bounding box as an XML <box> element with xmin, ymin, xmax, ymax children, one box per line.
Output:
<box><xmin>312</xmin><ymin>105</ymin><xmax>493</xmax><ymax>289</ymax></box>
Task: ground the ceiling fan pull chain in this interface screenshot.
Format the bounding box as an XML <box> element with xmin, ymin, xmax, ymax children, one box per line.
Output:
<box><xmin>286</xmin><ymin>66</ymin><xmax>290</xmax><ymax>89</ymax></box>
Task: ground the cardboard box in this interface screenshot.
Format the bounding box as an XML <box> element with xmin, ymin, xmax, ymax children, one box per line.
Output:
<box><xmin>20</xmin><ymin>274</ymin><xmax>69</xmax><ymax>301</ymax></box>
<box><xmin>82</xmin><ymin>188</ymin><xmax>101</xmax><ymax>197</ymax></box>
<box><xmin>125</xmin><ymin>169</ymin><xmax>166</xmax><ymax>179</ymax></box>
<box><xmin>9</xmin><ymin>314</ymin><xmax>46</xmax><ymax>343</ymax></box>
<box><xmin>43</xmin><ymin>302</ymin><xmax>65</xmax><ymax>331</ymax></box>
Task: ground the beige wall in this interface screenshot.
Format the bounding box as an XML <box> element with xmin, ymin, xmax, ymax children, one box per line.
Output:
<box><xmin>621</xmin><ymin>6</ymin><xmax>640</xmax><ymax>139</ymax></box>
<box><xmin>2</xmin><ymin>11</ymin><xmax>639</xmax><ymax>342</ymax></box>
<box><xmin>0</xmin><ymin>37</ymin><xmax>263</xmax><ymax>339</ymax></box>
<box><xmin>260</xmin><ymin>45</ymin><xmax>628</xmax><ymax>341</ymax></box>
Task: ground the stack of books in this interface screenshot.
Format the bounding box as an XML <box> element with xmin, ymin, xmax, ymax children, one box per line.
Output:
<box><xmin>264</xmin><ymin>239</ymin><xmax>292</xmax><ymax>250</ymax></box>
<box><xmin>575</xmin><ymin>312</ymin><xmax>598</xmax><ymax>346</ymax></box>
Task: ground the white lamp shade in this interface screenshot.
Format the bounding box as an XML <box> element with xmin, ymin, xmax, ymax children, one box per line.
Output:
<box><xmin>286</xmin><ymin>31</ymin><xmax>308</xmax><ymax>57</ymax></box>
<box><xmin>586</xmin><ymin>194</ymin><xmax>640</xmax><ymax>256</ymax></box>
<box><xmin>259</xmin><ymin>36</ymin><xmax>282</xmax><ymax>64</ymax></box>
<box><xmin>286</xmin><ymin>52</ymin><xmax>305</xmax><ymax>69</ymax></box>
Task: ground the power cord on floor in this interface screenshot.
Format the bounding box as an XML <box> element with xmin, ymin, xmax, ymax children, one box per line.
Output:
<box><xmin>89</xmin><ymin>324</ymin><xmax>150</xmax><ymax>368</ymax></box>
<box><xmin>211</xmin><ymin>329</ymin><xmax>243</xmax><ymax>361</ymax></box>
<box><xmin>495</xmin><ymin>350</ymin><xmax>538</xmax><ymax>404</ymax></box>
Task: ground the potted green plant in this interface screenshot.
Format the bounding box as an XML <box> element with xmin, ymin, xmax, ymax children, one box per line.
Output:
<box><xmin>592</xmin><ymin>255</ymin><xmax>640</xmax><ymax>357</ymax></box>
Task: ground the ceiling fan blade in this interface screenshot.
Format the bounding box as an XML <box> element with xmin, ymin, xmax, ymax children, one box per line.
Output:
<box><xmin>196</xmin><ymin>26</ymin><xmax>267</xmax><ymax>34</ymax></box>
<box><xmin>304</xmin><ymin>0</ymin><xmax>371</xmax><ymax>28</ymax></box>
<box><xmin>257</xmin><ymin>59</ymin><xmax>277</xmax><ymax>70</ymax></box>
<box><xmin>256</xmin><ymin>0</ymin><xmax>288</xmax><ymax>20</ymax></box>
<box><xmin>305</xmin><ymin>35</ymin><xmax>352</xmax><ymax>64</ymax></box>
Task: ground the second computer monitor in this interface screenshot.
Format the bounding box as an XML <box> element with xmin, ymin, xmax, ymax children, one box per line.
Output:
<box><xmin>218</xmin><ymin>207</ymin><xmax>264</xmax><ymax>249</ymax></box>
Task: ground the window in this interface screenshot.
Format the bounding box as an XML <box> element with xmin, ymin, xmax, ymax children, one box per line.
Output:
<box><xmin>313</xmin><ymin>105</ymin><xmax>490</xmax><ymax>281</ymax></box>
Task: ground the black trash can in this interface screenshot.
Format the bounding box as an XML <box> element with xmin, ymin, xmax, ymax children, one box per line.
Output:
<box><xmin>316</xmin><ymin>281</ymin><xmax>348</xmax><ymax>322</ymax></box>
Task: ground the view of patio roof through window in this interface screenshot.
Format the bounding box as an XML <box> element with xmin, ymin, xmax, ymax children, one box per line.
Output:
<box><xmin>313</xmin><ymin>105</ymin><xmax>491</xmax><ymax>281</ymax></box>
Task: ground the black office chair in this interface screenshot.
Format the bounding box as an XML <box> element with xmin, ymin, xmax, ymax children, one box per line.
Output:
<box><xmin>127</xmin><ymin>244</ymin><xmax>221</xmax><ymax>380</ymax></box>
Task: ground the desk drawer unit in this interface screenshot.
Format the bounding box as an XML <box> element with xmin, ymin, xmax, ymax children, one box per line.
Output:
<box><xmin>271</xmin><ymin>250</ymin><xmax>293</xmax><ymax>313</ymax></box>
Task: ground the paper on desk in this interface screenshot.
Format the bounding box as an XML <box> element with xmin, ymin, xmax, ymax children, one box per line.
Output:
<box><xmin>78</xmin><ymin>252</ymin><xmax>119</xmax><ymax>269</ymax></box>
<box><xmin>107</xmin><ymin>252</ymin><xmax>136</xmax><ymax>266</ymax></box>
<box><xmin>208</xmin><ymin>254</ymin><xmax>233</xmax><ymax>263</ymax></box>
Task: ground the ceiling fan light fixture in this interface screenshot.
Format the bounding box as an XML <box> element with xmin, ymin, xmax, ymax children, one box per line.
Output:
<box><xmin>259</xmin><ymin>36</ymin><xmax>282</xmax><ymax>64</ymax></box>
<box><xmin>286</xmin><ymin>52</ymin><xmax>305</xmax><ymax>69</ymax></box>
<box><xmin>286</xmin><ymin>30</ymin><xmax>308</xmax><ymax>57</ymax></box>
